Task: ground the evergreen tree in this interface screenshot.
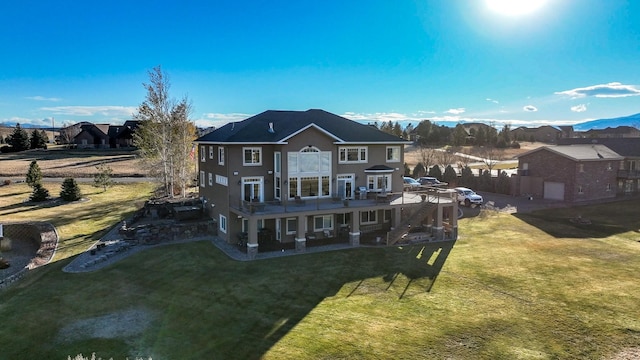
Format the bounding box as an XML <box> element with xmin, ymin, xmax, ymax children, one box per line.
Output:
<box><xmin>478</xmin><ymin>169</ymin><xmax>493</xmax><ymax>192</ymax></box>
<box><xmin>30</xmin><ymin>182</ymin><xmax>50</xmax><ymax>202</ymax></box>
<box><xmin>30</xmin><ymin>128</ymin><xmax>47</xmax><ymax>149</ymax></box>
<box><xmin>459</xmin><ymin>166</ymin><xmax>476</xmax><ymax>188</ymax></box>
<box><xmin>412</xmin><ymin>162</ymin><xmax>426</xmax><ymax>178</ymax></box>
<box><xmin>428</xmin><ymin>165</ymin><xmax>442</xmax><ymax>179</ymax></box>
<box><xmin>7</xmin><ymin>123</ymin><xmax>30</xmax><ymax>151</ymax></box>
<box><xmin>442</xmin><ymin>165</ymin><xmax>457</xmax><ymax>185</ymax></box>
<box><xmin>93</xmin><ymin>163</ymin><xmax>114</xmax><ymax>191</ymax></box>
<box><xmin>26</xmin><ymin>160</ymin><xmax>42</xmax><ymax>188</ymax></box>
<box><xmin>496</xmin><ymin>171</ymin><xmax>511</xmax><ymax>195</ymax></box>
<box><xmin>403</xmin><ymin>162</ymin><xmax>411</xmax><ymax>176</ymax></box>
<box><xmin>60</xmin><ymin>177</ymin><xmax>82</xmax><ymax>201</ymax></box>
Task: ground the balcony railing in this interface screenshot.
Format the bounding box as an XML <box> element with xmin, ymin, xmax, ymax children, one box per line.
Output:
<box><xmin>618</xmin><ymin>169</ymin><xmax>640</xmax><ymax>179</ymax></box>
<box><xmin>230</xmin><ymin>188</ymin><xmax>456</xmax><ymax>216</ymax></box>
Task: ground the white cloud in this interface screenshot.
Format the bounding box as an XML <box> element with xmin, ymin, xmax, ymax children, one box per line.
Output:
<box><xmin>570</xmin><ymin>104</ymin><xmax>587</xmax><ymax>112</ymax></box>
<box><xmin>39</xmin><ymin>105</ymin><xmax>136</xmax><ymax>117</ymax></box>
<box><xmin>486</xmin><ymin>98</ymin><xmax>499</xmax><ymax>104</ymax></box>
<box><xmin>523</xmin><ymin>105</ymin><xmax>538</xmax><ymax>112</ymax></box>
<box><xmin>555</xmin><ymin>82</ymin><xmax>640</xmax><ymax>98</ymax></box>
<box><xmin>194</xmin><ymin>112</ymin><xmax>253</xmax><ymax>128</ymax></box>
<box><xmin>26</xmin><ymin>96</ymin><xmax>62</xmax><ymax>102</ymax></box>
<box><xmin>445</xmin><ymin>108</ymin><xmax>466</xmax><ymax>115</ymax></box>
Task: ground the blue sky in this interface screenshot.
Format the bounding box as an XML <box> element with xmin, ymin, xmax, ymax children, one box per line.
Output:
<box><xmin>1</xmin><ymin>0</ymin><xmax>639</xmax><ymax>129</ymax></box>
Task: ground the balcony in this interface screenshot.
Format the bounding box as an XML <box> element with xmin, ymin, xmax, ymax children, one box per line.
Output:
<box><xmin>618</xmin><ymin>169</ymin><xmax>640</xmax><ymax>179</ymax></box>
<box><xmin>230</xmin><ymin>189</ymin><xmax>456</xmax><ymax>217</ymax></box>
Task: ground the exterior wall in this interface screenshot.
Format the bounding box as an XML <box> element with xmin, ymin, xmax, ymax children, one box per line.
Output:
<box><xmin>519</xmin><ymin>149</ymin><xmax>618</xmax><ymax>202</ymax></box>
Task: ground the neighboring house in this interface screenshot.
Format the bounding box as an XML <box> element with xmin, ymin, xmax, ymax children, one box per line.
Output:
<box><xmin>579</xmin><ymin>126</ymin><xmax>640</xmax><ymax>139</ymax></box>
<box><xmin>74</xmin><ymin>124</ymin><xmax>110</xmax><ymax>149</ymax></box>
<box><xmin>516</xmin><ymin>144</ymin><xmax>624</xmax><ymax>202</ymax></box>
<box><xmin>195</xmin><ymin>109</ymin><xmax>459</xmax><ymax>259</ymax></box>
<box><xmin>511</xmin><ymin>125</ymin><xmax>562</xmax><ymax>143</ymax></box>
<box><xmin>73</xmin><ymin>121</ymin><xmax>140</xmax><ymax>149</ymax></box>
<box><xmin>558</xmin><ymin>138</ymin><xmax>640</xmax><ymax>196</ymax></box>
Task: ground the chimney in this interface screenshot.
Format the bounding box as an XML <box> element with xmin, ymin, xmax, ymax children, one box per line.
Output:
<box><xmin>268</xmin><ymin>122</ymin><xmax>275</xmax><ymax>133</ymax></box>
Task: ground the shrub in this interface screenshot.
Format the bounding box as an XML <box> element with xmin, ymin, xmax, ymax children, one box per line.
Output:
<box><xmin>3</xmin><ymin>179</ymin><xmax>11</xmax><ymax>186</ymax></box>
<box><xmin>60</xmin><ymin>177</ymin><xmax>82</xmax><ymax>202</ymax></box>
<box><xmin>30</xmin><ymin>182</ymin><xmax>50</xmax><ymax>202</ymax></box>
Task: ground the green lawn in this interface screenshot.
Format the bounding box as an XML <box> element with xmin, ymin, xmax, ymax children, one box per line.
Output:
<box><xmin>1</xmin><ymin>185</ymin><xmax>639</xmax><ymax>359</ymax></box>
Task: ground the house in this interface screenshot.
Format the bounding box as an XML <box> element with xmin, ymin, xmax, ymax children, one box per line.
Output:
<box><xmin>511</xmin><ymin>125</ymin><xmax>562</xmax><ymax>143</ymax></box>
<box><xmin>558</xmin><ymin>138</ymin><xmax>640</xmax><ymax>196</ymax></box>
<box><xmin>195</xmin><ymin>109</ymin><xmax>459</xmax><ymax>259</ymax></box>
<box><xmin>516</xmin><ymin>144</ymin><xmax>624</xmax><ymax>202</ymax></box>
<box><xmin>74</xmin><ymin>124</ymin><xmax>111</xmax><ymax>149</ymax></box>
<box><xmin>73</xmin><ymin>121</ymin><xmax>140</xmax><ymax>149</ymax></box>
<box><xmin>580</xmin><ymin>126</ymin><xmax>640</xmax><ymax>139</ymax></box>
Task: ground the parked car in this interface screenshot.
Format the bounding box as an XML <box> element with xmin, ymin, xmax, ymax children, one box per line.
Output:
<box><xmin>403</xmin><ymin>177</ymin><xmax>421</xmax><ymax>191</ymax></box>
<box><xmin>417</xmin><ymin>176</ymin><xmax>446</xmax><ymax>186</ymax></box>
<box><xmin>454</xmin><ymin>187</ymin><xmax>483</xmax><ymax>207</ymax></box>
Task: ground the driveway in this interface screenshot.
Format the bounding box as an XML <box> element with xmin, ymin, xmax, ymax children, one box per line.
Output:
<box><xmin>458</xmin><ymin>192</ymin><xmax>567</xmax><ymax>218</ymax></box>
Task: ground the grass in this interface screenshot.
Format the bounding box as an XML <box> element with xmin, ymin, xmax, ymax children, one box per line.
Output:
<box><xmin>1</xmin><ymin>181</ymin><xmax>639</xmax><ymax>359</ymax></box>
<box><xmin>0</xmin><ymin>147</ymin><xmax>142</xmax><ymax>178</ymax></box>
<box><xmin>0</xmin><ymin>181</ymin><xmax>155</xmax><ymax>260</ymax></box>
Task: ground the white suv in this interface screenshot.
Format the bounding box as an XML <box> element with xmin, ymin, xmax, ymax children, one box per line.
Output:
<box><xmin>454</xmin><ymin>187</ymin><xmax>483</xmax><ymax>207</ymax></box>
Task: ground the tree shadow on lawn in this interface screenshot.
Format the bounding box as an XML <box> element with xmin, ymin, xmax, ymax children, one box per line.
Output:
<box><xmin>512</xmin><ymin>199</ymin><xmax>638</xmax><ymax>239</ymax></box>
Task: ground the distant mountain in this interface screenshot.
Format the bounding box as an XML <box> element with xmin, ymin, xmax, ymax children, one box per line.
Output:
<box><xmin>573</xmin><ymin>113</ymin><xmax>640</xmax><ymax>131</ymax></box>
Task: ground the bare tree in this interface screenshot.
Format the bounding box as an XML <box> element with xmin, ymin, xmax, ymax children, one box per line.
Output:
<box><xmin>133</xmin><ymin>66</ymin><xmax>196</xmax><ymax>198</ymax></box>
<box><xmin>58</xmin><ymin>123</ymin><xmax>80</xmax><ymax>147</ymax></box>
<box><xmin>478</xmin><ymin>145</ymin><xmax>505</xmax><ymax>175</ymax></box>
<box><xmin>418</xmin><ymin>146</ymin><xmax>439</xmax><ymax>171</ymax></box>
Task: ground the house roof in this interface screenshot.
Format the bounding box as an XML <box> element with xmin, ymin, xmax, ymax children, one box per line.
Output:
<box><xmin>518</xmin><ymin>144</ymin><xmax>624</xmax><ymax>161</ymax></box>
<box><xmin>557</xmin><ymin>137</ymin><xmax>640</xmax><ymax>157</ymax></box>
<box><xmin>195</xmin><ymin>109</ymin><xmax>409</xmax><ymax>144</ymax></box>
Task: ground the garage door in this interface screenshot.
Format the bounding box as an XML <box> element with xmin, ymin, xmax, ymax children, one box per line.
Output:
<box><xmin>543</xmin><ymin>182</ymin><xmax>565</xmax><ymax>200</ymax></box>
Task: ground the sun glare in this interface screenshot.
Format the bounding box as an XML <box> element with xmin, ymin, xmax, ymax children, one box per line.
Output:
<box><xmin>486</xmin><ymin>0</ymin><xmax>548</xmax><ymax>16</ymax></box>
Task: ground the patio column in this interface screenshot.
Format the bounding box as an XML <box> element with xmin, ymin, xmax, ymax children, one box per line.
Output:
<box><xmin>433</xmin><ymin>204</ymin><xmax>444</xmax><ymax>241</ymax></box>
<box><xmin>349</xmin><ymin>210</ymin><xmax>360</xmax><ymax>246</ymax></box>
<box><xmin>295</xmin><ymin>215</ymin><xmax>306</xmax><ymax>252</ymax></box>
<box><xmin>450</xmin><ymin>202</ymin><xmax>458</xmax><ymax>240</ymax></box>
<box><xmin>247</xmin><ymin>217</ymin><xmax>259</xmax><ymax>260</ymax></box>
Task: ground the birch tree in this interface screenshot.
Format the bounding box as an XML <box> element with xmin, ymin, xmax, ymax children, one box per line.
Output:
<box><xmin>133</xmin><ymin>66</ymin><xmax>196</xmax><ymax>198</ymax></box>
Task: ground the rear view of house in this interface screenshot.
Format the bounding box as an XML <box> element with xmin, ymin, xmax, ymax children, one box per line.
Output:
<box><xmin>195</xmin><ymin>109</ymin><xmax>458</xmax><ymax>259</ymax></box>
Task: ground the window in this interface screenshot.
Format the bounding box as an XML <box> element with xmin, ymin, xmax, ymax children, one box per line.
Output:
<box><xmin>578</xmin><ymin>163</ymin><xmax>584</xmax><ymax>172</ymax></box>
<box><xmin>208</xmin><ymin>172</ymin><xmax>213</xmax><ymax>186</ymax></box>
<box><xmin>386</xmin><ymin>146</ymin><xmax>400</xmax><ymax>162</ymax></box>
<box><xmin>218</xmin><ymin>146</ymin><xmax>225</xmax><ymax>165</ymax></box>
<box><xmin>286</xmin><ymin>218</ymin><xmax>297</xmax><ymax>235</ymax></box>
<box><xmin>384</xmin><ymin>209</ymin><xmax>392</xmax><ymax>222</ymax></box>
<box><xmin>219</xmin><ymin>214</ymin><xmax>227</xmax><ymax>234</ymax></box>
<box><xmin>216</xmin><ymin>175</ymin><xmax>228</xmax><ymax>186</ymax></box>
<box><xmin>243</xmin><ymin>147</ymin><xmax>262</xmax><ymax>166</ymax></box>
<box><xmin>209</xmin><ymin>145</ymin><xmax>214</xmax><ymax>159</ymax></box>
<box><xmin>314</xmin><ymin>215</ymin><xmax>333</xmax><ymax>231</ymax></box>
<box><xmin>367</xmin><ymin>174</ymin><xmax>392</xmax><ymax>191</ymax></box>
<box><xmin>339</xmin><ymin>146</ymin><xmax>367</xmax><ymax>163</ymax></box>
<box><xmin>200</xmin><ymin>146</ymin><xmax>206</xmax><ymax>162</ymax></box>
<box><xmin>577</xmin><ymin>185</ymin><xmax>584</xmax><ymax>194</ymax></box>
<box><xmin>606</xmin><ymin>183</ymin><xmax>612</xmax><ymax>192</ymax></box>
<box><xmin>606</xmin><ymin>162</ymin><xmax>612</xmax><ymax>171</ymax></box>
<box><xmin>199</xmin><ymin>170</ymin><xmax>205</xmax><ymax>188</ymax></box>
<box><xmin>361</xmin><ymin>210</ymin><xmax>377</xmax><ymax>224</ymax></box>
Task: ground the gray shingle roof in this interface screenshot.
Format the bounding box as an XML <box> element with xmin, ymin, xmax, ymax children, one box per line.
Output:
<box><xmin>558</xmin><ymin>138</ymin><xmax>640</xmax><ymax>157</ymax></box>
<box><xmin>520</xmin><ymin>144</ymin><xmax>623</xmax><ymax>161</ymax></box>
<box><xmin>195</xmin><ymin>109</ymin><xmax>408</xmax><ymax>144</ymax></box>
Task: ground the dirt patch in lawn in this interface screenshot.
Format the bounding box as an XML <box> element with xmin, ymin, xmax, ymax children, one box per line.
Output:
<box><xmin>56</xmin><ymin>308</ymin><xmax>156</xmax><ymax>343</ymax></box>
